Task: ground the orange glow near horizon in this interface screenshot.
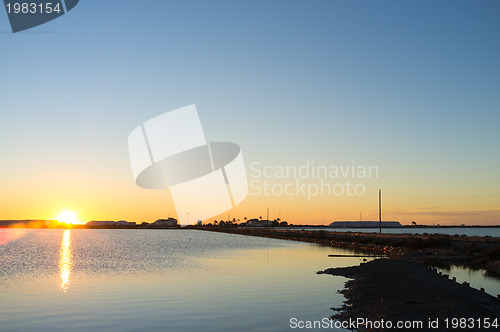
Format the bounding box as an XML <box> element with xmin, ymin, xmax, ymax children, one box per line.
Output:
<box><xmin>1</xmin><ymin>187</ymin><xmax>499</xmax><ymax>226</ymax></box>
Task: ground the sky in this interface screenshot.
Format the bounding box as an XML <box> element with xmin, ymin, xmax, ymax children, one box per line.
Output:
<box><xmin>1</xmin><ymin>0</ymin><xmax>499</xmax><ymax>225</ymax></box>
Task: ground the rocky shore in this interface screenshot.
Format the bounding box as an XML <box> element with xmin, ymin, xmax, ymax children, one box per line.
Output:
<box><xmin>319</xmin><ymin>259</ymin><xmax>500</xmax><ymax>331</ymax></box>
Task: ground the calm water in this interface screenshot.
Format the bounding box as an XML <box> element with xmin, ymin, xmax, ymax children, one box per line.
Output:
<box><xmin>1</xmin><ymin>229</ymin><xmax>361</xmax><ymax>332</ymax></box>
<box><xmin>1</xmin><ymin>229</ymin><xmax>498</xmax><ymax>331</ymax></box>
<box><xmin>436</xmin><ymin>266</ymin><xmax>500</xmax><ymax>297</ymax></box>
<box><xmin>294</xmin><ymin>227</ymin><xmax>500</xmax><ymax>237</ymax></box>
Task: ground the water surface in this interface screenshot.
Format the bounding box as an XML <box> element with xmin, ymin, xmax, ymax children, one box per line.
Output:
<box><xmin>1</xmin><ymin>229</ymin><xmax>498</xmax><ymax>331</ymax></box>
<box><xmin>293</xmin><ymin>227</ymin><xmax>500</xmax><ymax>237</ymax></box>
<box><xmin>1</xmin><ymin>229</ymin><xmax>360</xmax><ymax>331</ymax></box>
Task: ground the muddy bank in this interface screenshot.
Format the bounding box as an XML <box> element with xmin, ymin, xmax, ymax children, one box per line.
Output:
<box><xmin>319</xmin><ymin>259</ymin><xmax>500</xmax><ymax>331</ymax></box>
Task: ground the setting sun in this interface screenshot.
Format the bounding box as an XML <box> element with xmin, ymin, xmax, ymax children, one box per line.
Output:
<box><xmin>57</xmin><ymin>210</ymin><xmax>78</xmax><ymax>224</ymax></box>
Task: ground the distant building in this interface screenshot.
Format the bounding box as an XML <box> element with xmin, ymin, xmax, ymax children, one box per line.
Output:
<box><xmin>86</xmin><ymin>220</ymin><xmax>116</xmax><ymax>226</ymax></box>
<box><xmin>329</xmin><ymin>221</ymin><xmax>402</xmax><ymax>228</ymax></box>
<box><xmin>116</xmin><ymin>220</ymin><xmax>130</xmax><ymax>226</ymax></box>
<box><xmin>245</xmin><ymin>219</ymin><xmax>273</xmax><ymax>227</ymax></box>
<box><xmin>86</xmin><ymin>220</ymin><xmax>135</xmax><ymax>227</ymax></box>
<box><xmin>153</xmin><ymin>218</ymin><xmax>178</xmax><ymax>227</ymax></box>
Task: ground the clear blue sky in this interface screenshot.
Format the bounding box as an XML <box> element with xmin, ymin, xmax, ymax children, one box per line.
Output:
<box><xmin>1</xmin><ymin>1</ymin><xmax>499</xmax><ymax>224</ymax></box>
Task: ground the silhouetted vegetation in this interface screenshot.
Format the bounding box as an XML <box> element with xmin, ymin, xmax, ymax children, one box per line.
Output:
<box><xmin>406</xmin><ymin>235</ymin><xmax>451</xmax><ymax>249</ymax></box>
<box><xmin>478</xmin><ymin>246</ymin><xmax>500</xmax><ymax>264</ymax></box>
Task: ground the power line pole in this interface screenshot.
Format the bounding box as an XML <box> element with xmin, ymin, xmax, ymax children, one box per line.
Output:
<box><xmin>267</xmin><ymin>207</ymin><xmax>269</xmax><ymax>220</ymax></box>
<box><xmin>379</xmin><ymin>189</ymin><xmax>382</xmax><ymax>234</ymax></box>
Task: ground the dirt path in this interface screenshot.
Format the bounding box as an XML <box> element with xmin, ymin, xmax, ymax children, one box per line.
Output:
<box><xmin>319</xmin><ymin>259</ymin><xmax>500</xmax><ymax>331</ymax></box>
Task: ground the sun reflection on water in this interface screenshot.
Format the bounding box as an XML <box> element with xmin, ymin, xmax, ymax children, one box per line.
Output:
<box><xmin>59</xmin><ymin>230</ymin><xmax>72</xmax><ymax>292</ymax></box>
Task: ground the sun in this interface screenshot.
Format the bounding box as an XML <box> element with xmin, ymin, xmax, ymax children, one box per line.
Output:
<box><xmin>57</xmin><ymin>210</ymin><xmax>78</xmax><ymax>224</ymax></box>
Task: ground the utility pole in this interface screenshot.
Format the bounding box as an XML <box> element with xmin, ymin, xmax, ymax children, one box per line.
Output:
<box><xmin>360</xmin><ymin>213</ymin><xmax>362</xmax><ymax>222</ymax></box>
<box><xmin>379</xmin><ymin>189</ymin><xmax>382</xmax><ymax>234</ymax></box>
<box><xmin>267</xmin><ymin>207</ymin><xmax>269</xmax><ymax>220</ymax></box>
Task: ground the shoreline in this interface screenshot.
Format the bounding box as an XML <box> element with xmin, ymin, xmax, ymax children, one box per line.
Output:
<box><xmin>200</xmin><ymin>227</ymin><xmax>500</xmax><ymax>330</ymax></box>
<box><xmin>2</xmin><ymin>220</ymin><xmax>500</xmax><ymax>230</ymax></box>
<box><xmin>196</xmin><ymin>226</ymin><xmax>500</xmax><ymax>274</ymax></box>
<box><xmin>3</xmin><ymin>226</ymin><xmax>499</xmax><ymax>274</ymax></box>
<box><xmin>318</xmin><ymin>259</ymin><xmax>500</xmax><ymax>331</ymax></box>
